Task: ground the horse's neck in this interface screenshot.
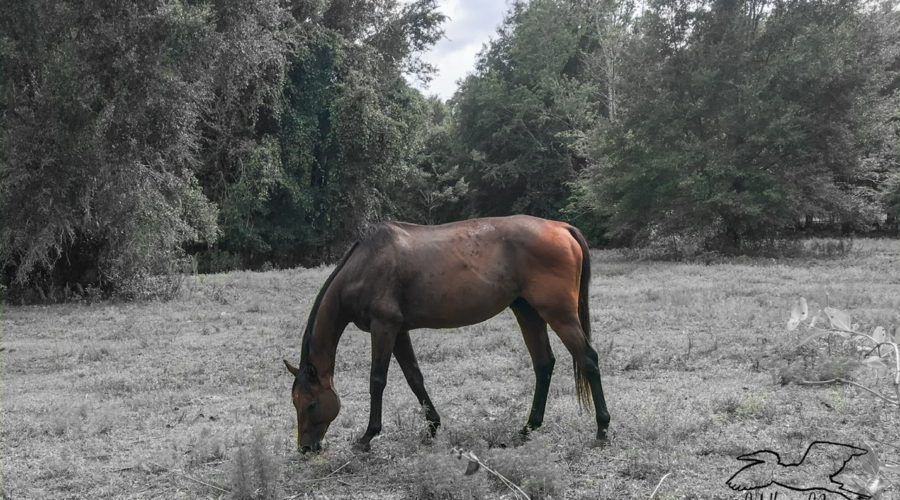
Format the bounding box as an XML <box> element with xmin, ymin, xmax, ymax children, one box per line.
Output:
<box><xmin>305</xmin><ymin>294</ymin><xmax>348</xmax><ymax>382</ymax></box>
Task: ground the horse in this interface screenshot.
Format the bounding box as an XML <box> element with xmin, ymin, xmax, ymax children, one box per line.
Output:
<box><xmin>283</xmin><ymin>215</ymin><xmax>610</xmax><ymax>453</ymax></box>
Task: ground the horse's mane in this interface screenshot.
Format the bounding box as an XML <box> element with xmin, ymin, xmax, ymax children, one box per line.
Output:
<box><xmin>300</xmin><ymin>241</ymin><xmax>360</xmax><ymax>365</ymax></box>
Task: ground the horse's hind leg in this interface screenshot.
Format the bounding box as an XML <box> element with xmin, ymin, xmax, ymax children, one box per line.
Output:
<box><xmin>545</xmin><ymin>316</ymin><xmax>610</xmax><ymax>442</ymax></box>
<box><xmin>393</xmin><ymin>330</ymin><xmax>441</xmax><ymax>437</ymax></box>
<box><xmin>510</xmin><ymin>298</ymin><xmax>555</xmax><ymax>435</ymax></box>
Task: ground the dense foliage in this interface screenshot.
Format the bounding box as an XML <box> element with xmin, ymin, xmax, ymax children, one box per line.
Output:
<box><xmin>0</xmin><ymin>0</ymin><xmax>220</xmax><ymax>298</ymax></box>
<box><xmin>0</xmin><ymin>0</ymin><xmax>446</xmax><ymax>295</ymax></box>
<box><xmin>1</xmin><ymin>0</ymin><xmax>898</xmax><ymax>299</ymax></box>
<box><xmin>566</xmin><ymin>0</ymin><xmax>900</xmax><ymax>248</ymax></box>
<box><xmin>452</xmin><ymin>0</ymin><xmax>595</xmax><ymax>218</ymax></box>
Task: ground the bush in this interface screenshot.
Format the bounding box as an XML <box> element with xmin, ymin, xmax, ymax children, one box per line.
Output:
<box><xmin>777</xmin><ymin>298</ymin><xmax>900</xmax><ymax>409</ymax></box>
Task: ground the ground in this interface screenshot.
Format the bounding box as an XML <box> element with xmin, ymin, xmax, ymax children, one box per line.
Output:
<box><xmin>2</xmin><ymin>240</ymin><xmax>900</xmax><ymax>499</ymax></box>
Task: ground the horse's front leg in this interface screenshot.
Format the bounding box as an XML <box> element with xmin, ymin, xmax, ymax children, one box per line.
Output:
<box><xmin>393</xmin><ymin>330</ymin><xmax>441</xmax><ymax>437</ymax></box>
<box><xmin>355</xmin><ymin>322</ymin><xmax>399</xmax><ymax>451</ymax></box>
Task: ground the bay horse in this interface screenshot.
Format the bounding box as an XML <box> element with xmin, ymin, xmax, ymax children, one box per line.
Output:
<box><xmin>283</xmin><ymin>215</ymin><xmax>610</xmax><ymax>452</ymax></box>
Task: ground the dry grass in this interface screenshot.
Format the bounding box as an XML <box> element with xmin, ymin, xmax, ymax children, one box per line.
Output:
<box><xmin>2</xmin><ymin>240</ymin><xmax>900</xmax><ymax>498</ymax></box>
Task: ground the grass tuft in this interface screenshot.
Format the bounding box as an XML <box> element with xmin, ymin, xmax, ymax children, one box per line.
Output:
<box><xmin>228</xmin><ymin>429</ymin><xmax>279</xmax><ymax>500</ymax></box>
<box><xmin>406</xmin><ymin>451</ymin><xmax>490</xmax><ymax>499</ymax></box>
<box><xmin>188</xmin><ymin>427</ymin><xmax>227</xmax><ymax>466</ymax></box>
<box><xmin>485</xmin><ymin>438</ymin><xmax>565</xmax><ymax>499</ymax></box>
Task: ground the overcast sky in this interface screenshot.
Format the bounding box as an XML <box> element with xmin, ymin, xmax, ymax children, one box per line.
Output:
<box><xmin>406</xmin><ymin>0</ymin><xmax>511</xmax><ymax>100</ymax></box>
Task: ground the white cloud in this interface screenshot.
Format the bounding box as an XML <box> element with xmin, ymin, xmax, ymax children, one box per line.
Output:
<box><xmin>405</xmin><ymin>0</ymin><xmax>510</xmax><ymax>100</ymax></box>
<box><xmin>418</xmin><ymin>40</ymin><xmax>485</xmax><ymax>99</ymax></box>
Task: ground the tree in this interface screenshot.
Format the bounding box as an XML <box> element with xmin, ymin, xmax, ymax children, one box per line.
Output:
<box><xmin>390</xmin><ymin>96</ymin><xmax>468</xmax><ymax>224</ymax></box>
<box><xmin>570</xmin><ymin>0</ymin><xmax>900</xmax><ymax>249</ymax></box>
<box><xmin>0</xmin><ymin>0</ymin><xmax>218</xmax><ymax>297</ymax></box>
<box><xmin>193</xmin><ymin>0</ymin><xmax>296</xmax><ymax>268</ymax></box>
<box><xmin>577</xmin><ymin>0</ymin><xmax>636</xmax><ymax>123</ymax></box>
<box><xmin>210</xmin><ymin>0</ymin><xmax>446</xmax><ymax>266</ymax></box>
<box><xmin>451</xmin><ymin>0</ymin><xmax>599</xmax><ymax>219</ymax></box>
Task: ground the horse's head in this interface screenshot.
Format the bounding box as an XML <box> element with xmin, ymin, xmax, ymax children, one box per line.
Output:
<box><xmin>283</xmin><ymin>360</ymin><xmax>340</xmax><ymax>453</ymax></box>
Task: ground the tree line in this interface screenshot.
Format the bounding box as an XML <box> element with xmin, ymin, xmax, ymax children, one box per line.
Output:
<box><xmin>1</xmin><ymin>0</ymin><xmax>898</xmax><ymax>300</ymax></box>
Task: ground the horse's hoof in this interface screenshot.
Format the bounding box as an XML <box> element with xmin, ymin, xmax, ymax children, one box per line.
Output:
<box><xmin>519</xmin><ymin>423</ymin><xmax>541</xmax><ymax>437</ymax></box>
<box><xmin>512</xmin><ymin>430</ymin><xmax>530</xmax><ymax>447</ymax></box>
<box><xmin>592</xmin><ymin>432</ymin><xmax>609</xmax><ymax>448</ymax></box>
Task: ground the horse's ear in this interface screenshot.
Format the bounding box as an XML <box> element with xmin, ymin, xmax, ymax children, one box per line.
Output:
<box><xmin>283</xmin><ymin>359</ymin><xmax>300</xmax><ymax>376</ymax></box>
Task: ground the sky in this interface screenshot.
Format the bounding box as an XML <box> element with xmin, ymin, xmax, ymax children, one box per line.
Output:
<box><xmin>405</xmin><ymin>0</ymin><xmax>511</xmax><ymax>100</ymax></box>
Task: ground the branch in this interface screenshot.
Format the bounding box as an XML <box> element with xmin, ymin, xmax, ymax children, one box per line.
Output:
<box><xmin>892</xmin><ymin>343</ymin><xmax>900</xmax><ymax>388</ymax></box>
<box><xmin>649</xmin><ymin>472</ymin><xmax>672</xmax><ymax>499</ymax></box>
<box><xmin>282</xmin><ymin>462</ymin><xmax>358</xmax><ymax>498</ymax></box>
<box><xmin>891</xmin><ymin>343</ymin><xmax>900</xmax><ymax>403</ymax></box>
<box><xmin>453</xmin><ymin>449</ymin><xmax>530</xmax><ymax>500</ymax></box>
<box><xmin>146</xmin><ymin>461</ymin><xmax>230</xmax><ymax>494</ymax></box>
<box><xmin>859</xmin><ymin>341</ymin><xmax>900</xmax><ymax>402</ymax></box>
<box><xmin>797</xmin><ymin>379</ymin><xmax>899</xmax><ymax>406</ymax></box>
<box><xmin>805</xmin><ymin>324</ymin><xmax>879</xmax><ymax>345</ymax></box>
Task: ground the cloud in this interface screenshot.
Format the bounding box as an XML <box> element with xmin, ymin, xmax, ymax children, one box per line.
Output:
<box><xmin>405</xmin><ymin>0</ymin><xmax>510</xmax><ymax>100</ymax></box>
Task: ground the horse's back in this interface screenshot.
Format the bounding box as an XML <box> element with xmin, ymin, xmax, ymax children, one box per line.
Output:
<box><xmin>349</xmin><ymin>216</ymin><xmax>582</xmax><ymax>330</ymax></box>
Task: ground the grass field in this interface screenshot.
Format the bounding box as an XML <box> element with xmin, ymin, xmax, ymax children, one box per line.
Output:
<box><xmin>3</xmin><ymin>240</ymin><xmax>900</xmax><ymax>499</ymax></box>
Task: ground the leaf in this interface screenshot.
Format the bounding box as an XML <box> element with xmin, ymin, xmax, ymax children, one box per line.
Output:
<box><xmin>841</xmin><ymin>474</ymin><xmax>869</xmax><ymax>495</ymax></box>
<box><xmin>867</xmin><ymin>477</ymin><xmax>883</xmax><ymax>495</ymax></box>
<box><xmin>859</xmin><ymin>441</ymin><xmax>881</xmax><ymax>475</ymax></box>
<box><xmin>797</xmin><ymin>330</ymin><xmax>829</xmax><ymax>346</ymax></box>
<box><xmin>808</xmin><ymin>315</ymin><xmax>819</xmax><ymax>328</ymax></box>
<box><xmin>798</xmin><ymin>297</ymin><xmax>808</xmax><ymax>320</ymax></box>
<box><xmin>872</xmin><ymin>326</ymin><xmax>887</xmax><ymax>344</ymax></box>
<box><xmin>882</xmin><ymin>463</ymin><xmax>900</xmax><ymax>475</ymax></box>
<box><xmin>787</xmin><ymin>297</ymin><xmax>807</xmax><ymax>331</ymax></box>
<box><xmin>862</xmin><ymin>356</ymin><xmax>888</xmax><ymax>371</ymax></box>
<box><xmin>824</xmin><ymin>307</ymin><xmax>853</xmax><ymax>331</ymax></box>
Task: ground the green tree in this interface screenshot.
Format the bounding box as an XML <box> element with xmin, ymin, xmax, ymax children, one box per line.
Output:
<box><xmin>452</xmin><ymin>0</ymin><xmax>598</xmax><ymax>219</ymax></box>
<box><xmin>570</xmin><ymin>0</ymin><xmax>899</xmax><ymax>249</ymax></box>
<box><xmin>0</xmin><ymin>0</ymin><xmax>218</xmax><ymax>297</ymax></box>
<box><xmin>194</xmin><ymin>0</ymin><xmax>296</xmax><ymax>268</ymax></box>
<box><xmin>215</xmin><ymin>0</ymin><xmax>445</xmax><ymax>266</ymax></box>
<box><xmin>391</xmin><ymin>96</ymin><xmax>468</xmax><ymax>224</ymax></box>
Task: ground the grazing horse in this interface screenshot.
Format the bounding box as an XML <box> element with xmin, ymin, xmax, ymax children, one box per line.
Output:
<box><xmin>283</xmin><ymin>215</ymin><xmax>610</xmax><ymax>452</ymax></box>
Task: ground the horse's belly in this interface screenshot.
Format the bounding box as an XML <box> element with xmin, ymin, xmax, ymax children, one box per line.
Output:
<box><xmin>400</xmin><ymin>276</ymin><xmax>517</xmax><ymax>330</ymax></box>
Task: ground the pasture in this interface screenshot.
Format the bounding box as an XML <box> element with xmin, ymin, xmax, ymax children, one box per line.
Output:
<box><xmin>2</xmin><ymin>240</ymin><xmax>899</xmax><ymax>499</ymax></box>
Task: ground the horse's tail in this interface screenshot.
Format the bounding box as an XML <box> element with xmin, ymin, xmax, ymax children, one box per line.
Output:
<box><xmin>567</xmin><ymin>226</ymin><xmax>593</xmax><ymax>411</ymax></box>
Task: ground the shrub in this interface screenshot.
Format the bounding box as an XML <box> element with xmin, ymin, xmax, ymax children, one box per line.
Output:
<box><xmin>779</xmin><ymin>297</ymin><xmax>900</xmax><ymax>407</ymax></box>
